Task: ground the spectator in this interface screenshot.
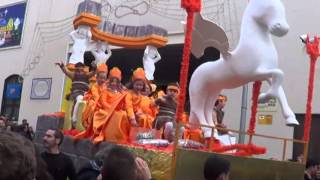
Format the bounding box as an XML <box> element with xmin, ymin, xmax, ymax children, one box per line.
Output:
<box><xmin>35</xmin><ymin>146</ymin><xmax>53</xmax><ymax>180</ymax></box>
<box><xmin>21</xmin><ymin>123</ymin><xmax>34</xmax><ymax>141</ymax></box>
<box><xmin>213</xmin><ymin>95</ymin><xmax>229</xmax><ymax>134</ymax></box>
<box><xmin>297</xmin><ymin>153</ymin><xmax>304</xmax><ymax>163</ymax></box>
<box><xmin>135</xmin><ymin>157</ymin><xmax>153</xmax><ymax>180</ymax></box>
<box><xmin>22</xmin><ymin>118</ymin><xmax>28</xmax><ymax>126</ymax></box>
<box><xmin>305</xmin><ymin>159</ymin><xmax>318</xmax><ymax>180</ymax></box>
<box><xmin>0</xmin><ymin>130</ymin><xmax>36</xmax><ymax>180</ymax></box>
<box><xmin>213</xmin><ymin>95</ymin><xmax>227</xmax><ymax>124</ymax></box>
<box><xmin>0</xmin><ymin>118</ymin><xmax>6</xmax><ymax>130</ymax></box>
<box><xmin>204</xmin><ymin>155</ymin><xmax>230</xmax><ymax>180</ymax></box>
<box><xmin>101</xmin><ymin>145</ymin><xmax>137</xmax><ymax>180</ymax></box>
<box><xmin>29</xmin><ymin>126</ymin><xmax>35</xmax><ymax>139</ymax></box>
<box><xmin>41</xmin><ymin>128</ymin><xmax>77</xmax><ymax>180</ymax></box>
<box><xmin>77</xmin><ymin>144</ymin><xmax>116</xmax><ymax>180</ymax></box>
<box><xmin>316</xmin><ymin>164</ymin><xmax>320</xmax><ymax>180</ymax></box>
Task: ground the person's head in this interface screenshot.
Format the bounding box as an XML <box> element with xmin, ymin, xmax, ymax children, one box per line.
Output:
<box><xmin>109</xmin><ymin>67</ymin><xmax>122</xmax><ymax>81</ymax></box>
<box><xmin>75</xmin><ymin>62</ymin><xmax>86</xmax><ymax>74</ymax></box>
<box><xmin>215</xmin><ymin>95</ymin><xmax>227</xmax><ymax>110</ymax></box>
<box><xmin>22</xmin><ymin>119</ymin><xmax>28</xmax><ymax>125</ymax></box>
<box><xmin>297</xmin><ymin>153</ymin><xmax>304</xmax><ymax>163</ymax></box>
<box><xmin>43</xmin><ymin>128</ymin><xmax>64</xmax><ymax>151</ymax></box>
<box><xmin>101</xmin><ymin>145</ymin><xmax>137</xmax><ymax>180</ymax></box>
<box><xmin>132</xmin><ymin>79</ymin><xmax>145</xmax><ymax>92</ymax></box>
<box><xmin>96</xmin><ymin>72</ymin><xmax>107</xmax><ymax>85</ymax></box>
<box><xmin>94</xmin><ymin>144</ymin><xmax>117</xmax><ymax>168</ymax></box>
<box><xmin>306</xmin><ymin>159</ymin><xmax>318</xmax><ymax>176</ymax></box>
<box><xmin>0</xmin><ymin>119</ymin><xmax>6</xmax><ymax>129</ymax></box>
<box><xmin>142</xmin><ymin>82</ymin><xmax>152</xmax><ymax>96</ymax></box>
<box><xmin>0</xmin><ymin>130</ymin><xmax>36</xmax><ymax>180</ymax></box>
<box><xmin>96</xmin><ymin>64</ymin><xmax>108</xmax><ymax>85</ymax></box>
<box><xmin>204</xmin><ymin>155</ymin><xmax>230</xmax><ymax>180</ymax></box>
<box><xmin>166</xmin><ymin>82</ymin><xmax>180</xmax><ymax>98</ymax></box>
<box><xmin>108</xmin><ymin>67</ymin><xmax>122</xmax><ymax>90</ymax></box>
<box><xmin>0</xmin><ymin>116</ymin><xmax>7</xmax><ymax>122</ymax></box>
<box><xmin>130</xmin><ymin>68</ymin><xmax>146</xmax><ymax>93</ymax></box>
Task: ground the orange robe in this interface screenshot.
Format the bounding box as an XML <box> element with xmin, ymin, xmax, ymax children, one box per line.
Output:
<box><xmin>75</xmin><ymin>88</ymin><xmax>129</xmax><ymax>144</ymax></box>
<box><xmin>125</xmin><ymin>90</ymin><xmax>156</xmax><ymax>129</ymax></box>
<box><xmin>81</xmin><ymin>83</ymin><xmax>106</xmax><ymax>128</ymax></box>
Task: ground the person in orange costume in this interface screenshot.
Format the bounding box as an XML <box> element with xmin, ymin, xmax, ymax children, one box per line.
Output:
<box><xmin>91</xmin><ymin>67</ymin><xmax>130</xmax><ymax>144</ymax></box>
<box><xmin>81</xmin><ymin>64</ymin><xmax>108</xmax><ymax>129</ymax></box>
<box><xmin>125</xmin><ymin>68</ymin><xmax>155</xmax><ymax>129</ymax></box>
<box><xmin>74</xmin><ymin>67</ymin><xmax>128</xmax><ymax>143</ymax></box>
<box><xmin>140</xmin><ymin>82</ymin><xmax>158</xmax><ymax>127</ymax></box>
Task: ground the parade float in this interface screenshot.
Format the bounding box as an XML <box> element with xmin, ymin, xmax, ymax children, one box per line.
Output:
<box><xmin>33</xmin><ymin>0</ymin><xmax>319</xmax><ymax>179</ymax></box>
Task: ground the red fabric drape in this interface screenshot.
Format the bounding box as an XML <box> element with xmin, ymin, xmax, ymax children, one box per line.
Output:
<box><xmin>247</xmin><ymin>81</ymin><xmax>262</xmax><ymax>135</ymax></box>
<box><xmin>303</xmin><ymin>35</ymin><xmax>320</xmax><ymax>141</ymax></box>
<box><xmin>176</xmin><ymin>0</ymin><xmax>201</xmax><ymax>122</ymax></box>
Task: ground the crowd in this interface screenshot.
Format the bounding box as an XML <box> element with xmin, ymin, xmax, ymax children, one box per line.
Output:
<box><xmin>304</xmin><ymin>159</ymin><xmax>320</xmax><ymax>180</ymax></box>
<box><xmin>0</xmin><ymin>128</ymin><xmax>231</xmax><ymax>180</ymax></box>
<box><xmin>0</xmin><ymin>116</ymin><xmax>34</xmax><ymax>140</ymax></box>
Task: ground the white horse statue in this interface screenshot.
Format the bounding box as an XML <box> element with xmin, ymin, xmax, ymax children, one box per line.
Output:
<box><xmin>91</xmin><ymin>40</ymin><xmax>112</xmax><ymax>66</ymax></box>
<box><xmin>189</xmin><ymin>0</ymin><xmax>299</xmax><ymax>138</ymax></box>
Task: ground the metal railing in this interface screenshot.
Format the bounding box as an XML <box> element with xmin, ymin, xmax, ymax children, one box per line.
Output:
<box><xmin>183</xmin><ymin>123</ymin><xmax>308</xmax><ymax>162</ymax></box>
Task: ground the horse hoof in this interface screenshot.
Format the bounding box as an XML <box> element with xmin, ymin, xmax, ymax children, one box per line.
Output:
<box><xmin>286</xmin><ymin>117</ymin><xmax>299</xmax><ymax>126</ymax></box>
<box><xmin>258</xmin><ymin>93</ymin><xmax>271</xmax><ymax>103</ymax></box>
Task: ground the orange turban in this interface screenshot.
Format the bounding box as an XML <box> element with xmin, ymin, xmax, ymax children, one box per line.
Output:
<box><xmin>109</xmin><ymin>67</ymin><xmax>122</xmax><ymax>80</ymax></box>
<box><xmin>132</xmin><ymin>68</ymin><xmax>146</xmax><ymax>81</ymax></box>
<box><xmin>97</xmin><ymin>64</ymin><xmax>108</xmax><ymax>73</ymax></box>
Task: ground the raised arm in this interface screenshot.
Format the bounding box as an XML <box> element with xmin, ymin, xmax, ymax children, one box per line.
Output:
<box><xmin>154</xmin><ymin>96</ymin><xmax>165</xmax><ymax>106</ymax></box>
<box><xmin>87</xmin><ymin>61</ymin><xmax>97</xmax><ymax>78</ymax></box>
<box><xmin>69</xmin><ymin>30</ymin><xmax>77</xmax><ymax>41</ymax></box>
<box><xmin>105</xmin><ymin>43</ymin><xmax>112</xmax><ymax>61</ymax></box>
<box><xmin>153</xmin><ymin>49</ymin><xmax>161</xmax><ymax>63</ymax></box>
<box><xmin>87</xmin><ymin>29</ymin><xmax>92</xmax><ymax>40</ymax></box>
<box><xmin>55</xmin><ymin>61</ymin><xmax>74</xmax><ymax>79</ymax></box>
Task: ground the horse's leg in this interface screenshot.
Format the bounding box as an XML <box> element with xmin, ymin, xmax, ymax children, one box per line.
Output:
<box><xmin>189</xmin><ymin>92</ymin><xmax>207</xmax><ymax>130</ymax></box>
<box><xmin>204</xmin><ymin>93</ymin><xmax>220</xmax><ymax>138</ymax></box>
<box><xmin>255</xmin><ymin>68</ymin><xmax>284</xmax><ymax>103</ymax></box>
<box><xmin>256</xmin><ymin>72</ymin><xmax>299</xmax><ymax>126</ymax></box>
<box><xmin>276</xmin><ymin>86</ymin><xmax>299</xmax><ymax>126</ymax></box>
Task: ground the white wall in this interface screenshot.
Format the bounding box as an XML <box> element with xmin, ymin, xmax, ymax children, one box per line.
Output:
<box><xmin>0</xmin><ymin>0</ymin><xmax>80</xmax><ymax>128</ymax></box>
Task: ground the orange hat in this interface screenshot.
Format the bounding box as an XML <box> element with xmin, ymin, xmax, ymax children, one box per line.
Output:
<box><xmin>132</xmin><ymin>68</ymin><xmax>146</xmax><ymax>81</ymax></box>
<box><xmin>109</xmin><ymin>67</ymin><xmax>122</xmax><ymax>80</ymax></box>
<box><xmin>97</xmin><ymin>64</ymin><xmax>108</xmax><ymax>73</ymax></box>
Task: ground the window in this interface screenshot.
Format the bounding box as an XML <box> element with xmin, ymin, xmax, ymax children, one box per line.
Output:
<box><xmin>1</xmin><ymin>75</ymin><xmax>23</xmax><ymax>121</ymax></box>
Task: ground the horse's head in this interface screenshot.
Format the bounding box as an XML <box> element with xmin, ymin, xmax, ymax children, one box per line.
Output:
<box><xmin>250</xmin><ymin>0</ymin><xmax>289</xmax><ymax>37</ymax></box>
